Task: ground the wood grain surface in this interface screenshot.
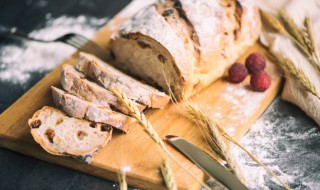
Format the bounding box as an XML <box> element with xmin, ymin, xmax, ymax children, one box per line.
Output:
<box><xmin>0</xmin><ymin>1</ymin><xmax>282</xmax><ymax>189</ymax></box>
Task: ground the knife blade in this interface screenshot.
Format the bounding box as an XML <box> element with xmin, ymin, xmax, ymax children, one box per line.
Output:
<box><xmin>166</xmin><ymin>135</ymin><xmax>248</xmax><ymax>190</ymax></box>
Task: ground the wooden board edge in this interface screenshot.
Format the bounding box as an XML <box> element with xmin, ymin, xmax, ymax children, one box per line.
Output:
<box><xmin>0</xmin><ymin>132</ymin><xmax>202</xmax><ymax>190</ymax></box>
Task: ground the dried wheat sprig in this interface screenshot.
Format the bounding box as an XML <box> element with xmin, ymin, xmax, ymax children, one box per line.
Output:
<box><xmin>270</xmin><ymin>51</ymin><xmax>320</xmax><ymax>99</ymax></box>
<box><xmin>260</xmin><ymin>10</ymin><xmax>288</xmax><ymax>35</ymax></box>
<box><xmin>262</xmin><ymin>10</ymin><xmax>320</xmax><ymax>86</ymax></box>
<box><xmin>303</xmin><ymin>16</ymin><xmax>318</xmax><ymax>56</ymax></box>
<box><xmin>210</xmin><ymin>121</ymin><xmax>291</xmax><ymax>190</ymax></box>
<box><xmin>279</xmin><ymin>9</ymin><xmax>306</xmax><ymax>47</ymax></box>
<box><xmin>185</xmin><ymin>104</ymin><xmax>225</xmax><ymax>160</ymax></box>
<box><xmin>261</xmin><ymin>10</ymin><xmax>312</xmax><ymax>61</ymax></box>
<box><xmin>118</xmin><ymin>170</ymin><xmax>128</xmax><ymax>190</ymax></box>
<box><xmin>302</xmin><ymin>16</ymin><xmax>320</xmax><ymax>75</ymax></box>
<box><xmin>161</xmin><ymin>159</ymin><xmax>178</xmax><ymax>190</ymax></box>
<box><xmin>184</xmin><ymin>104</ymin><xmax>291</xmax><ymax>190</ymax></box>
<box><xmin>110</xmin><ymin>85</ymin><xmax>212</xmax><ymax>190</ymax></box>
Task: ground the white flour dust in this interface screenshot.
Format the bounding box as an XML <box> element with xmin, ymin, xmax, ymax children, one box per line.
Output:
<box><xmin>0</xmin><ymin>15</ymin><xmax>108</xmax><ymax>84</ymax></box>
<box><xmin>232</xmin><ymin>98</ymin><xmax>320</xmax><ymax>190</ymax></box>
<box><xmin>211</xmin><ymin>83</ymin><xmax>266</xmax><ymax>136</ymax></box>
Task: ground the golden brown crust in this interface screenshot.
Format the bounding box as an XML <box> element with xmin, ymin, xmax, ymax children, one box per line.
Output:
<box><xmin>28</xmin><ymin>106</ymin><xmax>113</xmax><ymax>161</ymax></box>
<box><xmin>76</xmin><ymin>52</ymin><xmax>171</xmax><ymax>108</ymax></box>
<box><xmin>111</xmin><ymin>0</ymin><xmax>261</xmax><ymax>100</ymax></box>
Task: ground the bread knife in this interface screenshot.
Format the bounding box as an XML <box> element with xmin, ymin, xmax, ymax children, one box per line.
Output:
<box><xmin>165</xmin><ymin>135</ymin><xmax>248</xmax><ymax>190</ymax></box>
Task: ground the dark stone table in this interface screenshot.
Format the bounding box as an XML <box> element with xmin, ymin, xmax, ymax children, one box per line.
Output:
<box><xmin>0</xmin><ymin>0</ymin><xmax>319</xmax><ymax>189</ymax></box>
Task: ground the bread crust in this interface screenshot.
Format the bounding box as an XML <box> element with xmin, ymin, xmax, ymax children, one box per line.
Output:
<box><xmin>111</xmin><ymin>0</ymin><xmax>261</xmax><ymax>99</ymax></box>
<box><xmin>76</xmin><ymin>52</ymin><xmax>170</xmax><ymax>108</ymax></box>
<box><xmin>28</xmin><ymin>106</ymin><xmax>112</xmax><ymax>162</ymax></box>
<box><xmin>60</xmin><ymin>64</ymin><xmax>146</xmax><ymax>114</ymax></box>
<box><xmin>51</xmin><ymin>86</ymin><xmax>135</xmax><ymax>133</ymax></box>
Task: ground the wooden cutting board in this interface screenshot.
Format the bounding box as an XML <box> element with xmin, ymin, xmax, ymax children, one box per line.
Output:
<box><xmin>0</xmin><ymin>1</ymin><xmax>282</xmax><ymax>189</ymax></box>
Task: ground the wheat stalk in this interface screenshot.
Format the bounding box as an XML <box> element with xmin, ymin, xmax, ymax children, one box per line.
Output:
<box><xmin>110</xmin><ymin>85</ymin><xmax>212</xmax><ymax>190</ymax></box>
<box><xmin>260</xmin><ymin>10</ymin><xmax>308</xmax><ymax>53</ymax></box>
<box><xmin>264</xmin><ymin>9</ymin><xmax>320</xmax><ymax>77</ymax></box>
<box><xmin>279</xmin><ymin>10</ymin><xmax>320</xmax><ymax>75</ymax></box>
<box><xmin>260</xmin><ymin>10</ymin><xmax>288</xmax><ymax>35</ymax></box>
<box><xmin>279</xmin><ymin>9</ymin><xmax>306</xmax><ymax>47</ymax></box>
<box><xmin>185</xmin><ymin>105</ymin><xmax>226</xmax><ymax>161</ymax></box>
<box><xmin>303</xmin><ymin>16</ymin><xmax>318</xmax><ymax>55</ymax></box>
<box><xmin>185</xmin><ymin>104</ymin><xmax>291</xmax><ymax>190</ymax></box>
<box><xmin>261</xmin><ymin>10</ymin><xmax>314</xmax><ymax>63</ymax></box>
<box><xmin>161</xmin><ymin>159</ymin><xmax>178</xmax><ymax>190</ymax></box>
<box><xmin>270</xmin><ymin>51</ymin><xmax>320</xmax><ymax>99</ymax></box>
<box><xmin>118</xmin><ymin>170</ymin><xmax>128</xmax><ymax>190</ymax></box>
<box><xmin>302</xmin><ymin>16</ymin><xmax>320</xmax><ymax>75</ymax></box>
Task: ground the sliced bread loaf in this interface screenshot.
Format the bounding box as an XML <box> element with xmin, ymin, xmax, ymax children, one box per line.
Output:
<box><xmin>28</xmin><ymin>106</ymin><xmax>112</xmax><ymax>163</ymax></box>
<box><xmin>51</xmin><ymin>86</ymin><xmax>135</xmax><ymax>133</ymax></box>
<box><xmin>111</xmin><ymin>0</ymin><xmax>261</xmax><ymax>100</ymax></box>
<box><xmin>60</xmin><ymin>64</ymin><xmax>146</xmax><ymax>114</ymax></box>
<box><xmin>76</xmin><ymin>52</ymin><xmax>170</xmax><ymax>108</ymax></box>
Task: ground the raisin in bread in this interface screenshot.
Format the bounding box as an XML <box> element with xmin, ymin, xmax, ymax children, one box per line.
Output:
<box><xmin>76</xmin><ymin>52</ymin><xmax>170</xmax><ymax>108</ymax></box>
<box><xmin>61</xmin><ymin>64</ymin><xmax>146</xmax><ymax>114</ymax></box>
<box><xmin>51</xmin><ymin>86</ymin><xmax>135</xmax><ymax>133</ymax></box>
<box><xmin>28</xmin><ymin>106</ymin><xmax>112</xmax><ymax>163</ymax></box>
<box><xmin>111</xmin><ymin>0</ymin><xmax>261</xmax><ymax>100</ymax></box>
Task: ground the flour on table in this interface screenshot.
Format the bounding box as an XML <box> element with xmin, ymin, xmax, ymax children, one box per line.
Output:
<box><xmin>212</xmin><ymin>83</ymin><xmax>266</xmax><ymax>136</ymax></box>
<box><xmin>0</xmin><ymin>15</ymin><xmax>108</xmax><ymax>84</ymax></box>
<box><xmin>232</xmin><ymin>98</ymin><xmax>320</xmax><ymax>190</ymax></box>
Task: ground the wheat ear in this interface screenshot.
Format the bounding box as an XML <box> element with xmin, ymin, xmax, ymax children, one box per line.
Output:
<box><xmin>110</xmin><ymin>85</ymin><xmax>212</xmax><ymax>190</ymax></box>
<box><xmin>270</xmin><ymin>51</ymin><xmax>320</xmax><ymax>99</ymax></box>
<box><xmin>260</xmin><ymin>10</ymin><xmax>288</xmax><ymax>35</ymax></box>
<box><xmin>279</xmin><ymin>9</ymin><xmax>306</xmax><ymax>47</ymax></box>
<box><xmin>185</xmin><ymin>104</ymin><xmax>291</xmax><ymax>190</ymax></box>
<box><xmin>279</xmin><ymin>10</ymin><xmax>320</xmax><ymax>75</ymax></box>
<box><xmin>185</xmin><ymin>104</ymin><xmax>226</xmax><ymax>162</ymax></box>
<box><xmin>302</xmin><ymin>16</ymin><xmax>320</xmax><ymax>75</ymax></box>
<box><xmin>118</xmin><ymin>170</ymin><xmax>128</xmax><ymax>190</ymax></box>
<box><xmin>261</xmin><ymin>10</ymin><xmax>311</xmax><ymax>59</ymax></box>
<box><xmin>161</xmin><ymin>159</ymin><xmax>178</xmax><ymax>190</ymax></box>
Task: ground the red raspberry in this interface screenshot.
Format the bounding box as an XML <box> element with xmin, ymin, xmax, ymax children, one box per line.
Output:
<box><xmin>250</xmin><ymin>71</ymin><xmax>271</xmax><ymax>92</ymax></box>
<box><xmin>228</xmin><ymin>63</ymin><xmax>248</xmax><ymax>83</ymax></box>
<box><xmin>245</xmin><ymin>52</ymin><xmax>266</xmax><ymax>74</ymax></box>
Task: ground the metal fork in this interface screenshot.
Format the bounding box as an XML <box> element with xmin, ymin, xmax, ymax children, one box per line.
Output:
<box><xmin>0</xmin><ymin>31</ymin><xmax>112</xmax><ymax>62</ymax></box>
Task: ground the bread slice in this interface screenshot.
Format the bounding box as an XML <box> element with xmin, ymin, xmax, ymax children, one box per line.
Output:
<box><xmin>51</xmin><ymin>86</ymin><xmax>135</xmax><ymax>133</ymax></box>
<box><xmin>28</xmin><ymin>106</ymin><xmax>112</xmax><ymax>163</ymax></box>
<box><xmin>60</xmin><ymin>64</ymin><xmax>146</xmax><ymax>114</ymax></box>
<box><xmin>110</xmin><ymin>0</ymin><xmax>261</xmax><ymax>100</ymax></box>
<box><xmin>76</xmin><ymin>52</ymin><xmax>170</xmax><ymax>108</ymax></box>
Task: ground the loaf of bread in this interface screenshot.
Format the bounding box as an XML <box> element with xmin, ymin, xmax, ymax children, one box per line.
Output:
<box><xmin>28</xmin><ymin>106</ymin><xmax>112</xmax><ymax>163</ymax></box>
<box><xmin>76</xmin><ymin>52</ymin><xmax>170</xmax><ymax>108</ymax></box>
<box><xmin>60</xmin><ymin>64</ymin><xmax>146</xmax><ymax>114</ymax></box>
<box><xmin>111</xmin><ymin>0</ymin><xmax>261</xmax><ymax>99</ymax></box>
<box><xmin>51</xmin><ymin>86</ymin><xmax>135</xmax><ymax>133</ymax></box>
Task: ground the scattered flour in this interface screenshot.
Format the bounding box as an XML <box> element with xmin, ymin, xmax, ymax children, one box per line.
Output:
<box><xmin>232</xmin><ymin>98</ymin><xmax>320</xmax><ymax>190</ymax></box>
<box><xmin>213</xmin><ymin>83</ymin><xmax>266</xmax><ymax>136</ymax></box>
<box><xmin>0</xmin><ymin>15</ymin><xmax>108</xmax><ymax>84</ymax></box>
<box><xmin>121</xmin><ymin>166</ymin><xmax>132</xmax><ymax>173</ymax></box>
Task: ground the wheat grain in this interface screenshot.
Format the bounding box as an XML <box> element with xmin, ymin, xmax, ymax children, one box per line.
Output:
<box><xmin>118</xmin><ymin>170</ymin><xmax>128</xmax><ymax>190</ymax></box>
<box><xmin>270</xmin><ymin>51</ymin><xmax>320</xmax><ymax>99</ymax></box>
<box><xmin>184</xmin><ymin>104</ymin><xmax>291</xmax><ymax>190</ymax></box>
<box><xmin>302</xmin><ymin>16</ymin><xmax>320</xmax><ymax>75</ymax></box>
<box><xmin>161</xmin><ymin>159</ymin><xmax>178</xmax><ymax>190</ymax></box>
<box><xmin>185</xmin><ymin>104</ymin><xmax>225</xmax><ymax>160</ymax></box>
<box><xmin>261</xmin><ymin>10</ymin><xmax>313</xmax><ymax>62</ymax></box>
<box><xmin>279</xmin><ymin>9</ymin><xmax>306</xmax><ymax>47</ymax></box>
<box><xmin>260</xmin><ymin>10</ymin><xmax>288</xmax><ymax>35</ymax></box>
<box><xmin>303</xmin><ymin>16</ymin><xmax>318</xmax><ymax>56</ymax></box>
<box><xmin>110</xmin><ymin>85</ymin><xmax>212</xmax><ymax>190</ymax></box>
<box><xmin>261</xmin><ymin>10</ymin><xmax>320</xmax><ymax>97</ymax></box>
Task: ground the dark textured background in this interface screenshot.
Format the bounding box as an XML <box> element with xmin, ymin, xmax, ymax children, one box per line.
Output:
<box><xmin>0</xmin><ymin>0</ymin><xmax>319</xmax><ymax>190</ymax></box>
<box><xmin>0</xmin><ymin>0</ymin><xmax>133</xmax><ymax>189</ymax></box>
